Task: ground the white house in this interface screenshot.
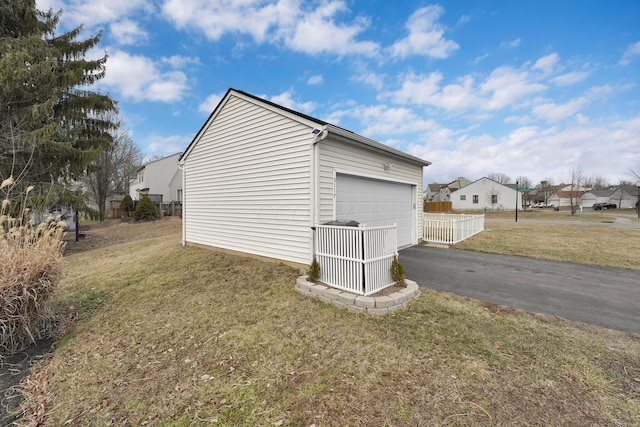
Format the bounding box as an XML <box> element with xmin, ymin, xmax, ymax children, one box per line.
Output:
<box><xmin>424</xmin><ymin>177</ymin><xmax>471</xmax><ymax>202</ymax></box>
<box><xmin>451</xmin><ymin>177</ymin><xmax>521</xmax><ymax>211</ymax></box>
<box><xmin>129</xmin><ymin>152</ymin><xmax>183</xmax><ymax>203</ymax></box>
<box><xmin>609</xmin><ymin>184</ymin><xmax>639</xmax><ymax>209</ymax></box>
<box><xmin>579</xmin><ymin>190</ymin><xmax>611</xmax><ymax>208</ymax></box>
<box><xmin>179</xmin><ymin>88</ymin><xmax>431</xmax><ymax>265</ymax></box>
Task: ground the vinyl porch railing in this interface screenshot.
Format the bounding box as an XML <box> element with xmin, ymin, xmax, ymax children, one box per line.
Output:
<box><xmin>313</xmin><ymin>224</ymin><xmax>398</xmax><ymax>296</ymax></box>
<box><xmin>423</xmin><ymin>213</ymin><xmax>485</xmax><ymax>245</ymax></box>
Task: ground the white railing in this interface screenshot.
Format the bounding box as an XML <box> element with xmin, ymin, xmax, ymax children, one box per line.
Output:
<box><xmin>314</xmin><ymin>224</ymin><xmax>398</xmax><ymax>296</ymax></box>
<box><xmin>423</xmin><ymin>213</ymin><xmax>484</xmax><ymax>245</ymax></box>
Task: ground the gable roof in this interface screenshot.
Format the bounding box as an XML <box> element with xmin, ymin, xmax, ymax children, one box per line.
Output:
<box><xmin>458</xmin><ymin>176</ymin><xmax>518</xmax><ymax>192</ymax></box>
<box><xmin>181</xmin><ymin>88</ymin><xmax>431</xmax><ymax>167</ymax></box>
<box><xmin>137</xmin><ymin>152</ymin><xmax>182</xmax><ymax>172</ymax></box>
<box><xmin>584</xmin><ymin>189</ymin><xmax>611</xmax><ymax>197</ymax></box>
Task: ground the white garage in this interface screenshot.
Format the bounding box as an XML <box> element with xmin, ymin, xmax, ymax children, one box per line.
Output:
<box><xmin>335</xmin><ymin>173</ymin><xmax>414</xmax><ymax>247</ymax></box>
<box><xmin>181</xmin><ymin>88</ymin><xmax>430</xmax><ymax>265</ymax></box>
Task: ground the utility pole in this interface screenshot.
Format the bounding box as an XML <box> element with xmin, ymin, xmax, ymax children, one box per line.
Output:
<box><xmin>515</xmin><ymin>181</ymin><xmax>519</xmax><ymax>223</ymax></box>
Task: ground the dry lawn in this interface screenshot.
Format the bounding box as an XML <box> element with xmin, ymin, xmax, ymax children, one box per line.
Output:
<box><xmin>455</xmin><ymin>222</ymin><xmax>640</xmax><ymax>270</ymax></box>
<box><xmin>16</xmin><ymin>217</ymin><xmax>640</xmax><ymax>426</ymax></box>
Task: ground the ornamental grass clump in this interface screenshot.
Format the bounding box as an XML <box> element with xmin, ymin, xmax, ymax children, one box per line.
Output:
<box><xmin>1</xmin><ymin>181</ymin><xmax>66</xmax><ymax>357</ymax></box>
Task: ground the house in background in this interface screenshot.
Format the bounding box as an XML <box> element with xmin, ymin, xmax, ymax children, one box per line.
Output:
<box><xmin>547</xmin><ymin>184</ymin><xmax>587</xmax><ymax>208</ymax></box>
<box><xmin>179</xmin><ymin>88</ymin><xmax>431</xmax><ymax>265</ymax></box>
<box><xmin>129</xmin><ymin>152</ymin><xmax>183</xmax><ymax>203</ymax></box>
<box><xmin>424</xmin><ymin>177</ymin><xmax>471</xmax><ymax>202</ymax></box>
<box><xmin>451</xmin><ymin>177</ymin><xmax>521</xmax><ymax>211</ymax></box>
<box><xmin>608</xmin><ymin>184</ymin><xmax>639</xmax><ymax>209</ymax></box>
<box><xmin>579</xmin><ymin>189</ymin><xmax>611</xmax><ymax>208</ymax></box>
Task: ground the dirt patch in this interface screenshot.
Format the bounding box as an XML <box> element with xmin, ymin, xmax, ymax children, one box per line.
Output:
<box><xmin>1</xmin><ymin>339</ymin><xmax>54</xmax><ymax>425</ymax></box>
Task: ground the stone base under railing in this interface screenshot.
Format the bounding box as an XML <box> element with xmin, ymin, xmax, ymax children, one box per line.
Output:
<box><xmin>295</xmin><ymin>276</ymin><xmax>420</xmax><ymax>315</ymax></box>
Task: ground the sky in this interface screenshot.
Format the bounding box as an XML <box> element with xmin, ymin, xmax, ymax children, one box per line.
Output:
<box><xmin>35</xmin><ymin>0</ymin><xmax>640</xmax><ymax>186</ymax></box>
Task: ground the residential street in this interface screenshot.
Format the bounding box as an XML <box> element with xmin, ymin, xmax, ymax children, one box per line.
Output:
<box><xmin>399</xmin><ymin>245</ymin><xmax>640</xmax><ymax>334</ymax></box>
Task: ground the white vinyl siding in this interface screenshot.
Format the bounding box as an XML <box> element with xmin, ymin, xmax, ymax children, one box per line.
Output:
<box><xmin>317</xmin><ymin>138</ymin><xmax>423</xmax><ymax>244</ymax></box>
<box><xmin>451</xmin><ymin>177</ymin><xmax>521</xmax><ymax>211</ymax></box>
<box><xmin>183</xmin><ymin>95</ymin><xmax>313</xmax><ymax>264</ymax></box>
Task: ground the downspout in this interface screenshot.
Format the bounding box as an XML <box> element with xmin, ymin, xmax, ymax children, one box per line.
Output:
<box><xmin>310</xmin><ymin>126</ymin><xmax>328</xmax><ymax>262</ymax></box>
<box><xmin>178</xmin><ymin>160</ymin><xmax>185</xmax><ymax>246</ymax></box>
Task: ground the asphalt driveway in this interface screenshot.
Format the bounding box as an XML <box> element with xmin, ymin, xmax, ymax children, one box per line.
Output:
<box><xmin>399</xmin><ymin>245</ymin><xmax>640</xmax><ymax>334</ymax></box>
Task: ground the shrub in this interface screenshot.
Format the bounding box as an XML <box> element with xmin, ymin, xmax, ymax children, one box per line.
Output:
<box><xmin>1</xmin><ymin>188</ymin><xmax>66</xmax><ymax>356</ymax></box>
<box><xmin>390</xmin><ymin>255</ymin><xmax>406</xmax><ymax>286</ymax></box>
<box><xmin>135</xmin><ymin>195</ymin><xmax>157</xmax><ymax>221</ymax></box>
<box><xmin>119</xmin><ymin>194</ymin><xmax>134</xmax><ymax>217</ymax></box>
<box><xmin>308</xmin><ymin>258</ymin><xmax>320</xmax><ymax>282</ymax></box>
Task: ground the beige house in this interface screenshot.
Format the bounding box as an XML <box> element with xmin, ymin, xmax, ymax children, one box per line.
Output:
<box><xmin>179</xmin><ymin>89</ymin><xmax>431</xmax><ymax>264</ymax></box>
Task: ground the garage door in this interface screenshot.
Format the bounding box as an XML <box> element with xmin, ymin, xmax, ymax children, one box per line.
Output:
<box><xmin>335</xmin><ymin>174</ymin><xmax>414</xmax><ymax>247</ymax></box>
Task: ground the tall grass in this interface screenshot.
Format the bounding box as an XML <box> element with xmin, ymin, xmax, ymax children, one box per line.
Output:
<box><xmin>1</xmin><ymin>178</ymin><xmax>66</xmax><ymax>358</ymax></box>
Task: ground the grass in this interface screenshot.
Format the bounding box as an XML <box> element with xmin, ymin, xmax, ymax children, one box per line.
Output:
<box><xmin>455</xmin><ymin>222</ymin><xmax>640</xmax><ymax>270</ymax></box>
<box><xmin>16</xmin><ymin>217</ymin><xmax>640</xmax><ymax>426</ymax></box>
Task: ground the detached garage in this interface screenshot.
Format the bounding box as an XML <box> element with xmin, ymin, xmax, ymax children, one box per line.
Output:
<box><xmin>180</xmin><ymin>88</ymin><xmax>431</xmax><ymax>265</ymax></box>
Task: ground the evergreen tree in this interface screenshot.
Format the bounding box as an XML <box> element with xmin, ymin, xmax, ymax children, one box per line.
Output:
<box><xmin>135</xmin><ymin>195</ymin><xmax>157</xmax><ymax>221</ymax></box>
<box><xmin>0</xmin><ymin>0</ymin><xmax>117</xmax><ymax>206</ymax></box>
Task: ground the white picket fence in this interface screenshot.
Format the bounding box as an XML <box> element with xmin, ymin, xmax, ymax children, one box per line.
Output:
<box><xmin>314</xmin><ymin>224</ymin><xmax>398</xmax><ymax>296</ymax></box>
<box><xmin>423</xmin><ymin>213</ymin><xmax>485</xmax><ymax>245</ymax></box>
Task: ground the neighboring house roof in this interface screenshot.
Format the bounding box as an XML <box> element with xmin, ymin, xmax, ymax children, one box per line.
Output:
<box><xmin>458</xmin><ymin>176</ymin><xmax>517</xmax><ymax>192</ymax></box>
<box><xmin>181</xmin><ymin>88</ymin><xmax>431</xmax><ymax>167</ymax></box>
<box><xmin>611</xmin><ymin>184</ymin><xmax>639</xmax><ymax>195</ymax></box>
<box><xmin>550</xmin><ymin>190</ymin><xmax>586</xmax><ymax>199</ymax></box>
<box><xmin>584</xmin><ymin>189</ymin><xmax>611</xmax><ymax>197</ymax></box>
<box><xmin>137</xmin><ymin>152</ymin><xmax>183</xmax><ymax>172</ymax></box>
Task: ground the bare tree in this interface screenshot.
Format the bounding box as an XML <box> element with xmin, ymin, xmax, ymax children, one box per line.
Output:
<box><xmin>537</xmin><ymin>178</ymin><xmax>555</xmax><ymax>206</ymax></box>
<box><xmin>566</xmin><ymin>166</ymin><xmax>584</xmax><ymax>215</ymax></box>
<box><xmin>628</xmin><ymin>168</ymin><xmax>640</xmax><ymax>184</ymax></box>
<box><xmin>583</xmin><ymin>175</ymin><xmax>610</xmax><ymax>190</ymax></box>
<box><xmin>84</xmin><ymin>121</ymin><xmax>144</xmax><ymax>221</ymax></box>
<box><xmin>516</xmin><ymin>176</ymin><xmax>532</xmax><ymax>206</ymax></box>
<box><xmin>487</xmin><ymin>172</ymin><xmax>512</xmax><ymax>184</ymax></box>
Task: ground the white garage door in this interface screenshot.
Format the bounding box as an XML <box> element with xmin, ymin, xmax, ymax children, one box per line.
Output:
<box><xmin>335</xmin><ymin>174</ymin><xmax>414</xmax><ymax>247</ymax></box>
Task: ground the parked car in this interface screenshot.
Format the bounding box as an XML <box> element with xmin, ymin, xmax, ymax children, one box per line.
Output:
<box><xmin>533</xmin><ymin>202</ymin><xmax>550</xmax><ymax>208</ymax></box>
<box><xmin>592</xmin><ymin>202</ymin><xmax>617</xmax><ymax>210</ymax></box>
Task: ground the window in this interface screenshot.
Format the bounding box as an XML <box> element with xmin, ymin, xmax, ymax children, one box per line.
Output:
<box><xmin>472</xmin><ymin>195</ymin><xmax>479</xmax><ymax>204</ymax></box>
<box><xmin>491</xmin><ymin>194</ymin><xmax>498</xmax><ymax>204</ymax></box>
<box><xmin>177</xmin><ymin>189</ymin><xmax>183</xmax><ymax>202</ymax></box>
<box><xmin>460</xmin><ymin>195</ymin><xmax>466</xmax><ymax>201</ymax></box>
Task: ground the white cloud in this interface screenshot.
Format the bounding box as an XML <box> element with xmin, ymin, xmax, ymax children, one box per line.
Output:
<box><xmin>480</xmin><ymin>66</ymin><xmax>546</xmax><ymax>110</ymax></box>
<box><xmin>110</xmin><ymin>19</ymin><xmax>149</xmax><ymax>45</ymax></box>
<box><xmin>532</xmin><ymin>98</ymin><xmax>587</xmax><ymax>122</ymax></box>
<box><xmin>161</xmin><ymin>55</ymin><xmax>201</xmax><ymax>68</ymax></box>
<box><xmin>161</xmin><ymin>0</ymin><xmax>293</xmax><ymax>43</ymax></box>
<box><xmin>102</xmin><ymin>49</ymin><xmax>188</xmax><ymax>102</ymax></box>
<box><xmin>334</xmin><ymin>103</ymin><xmax>442</xmax><ymax>137</ymax></box>
<box><xmin>387</xmin><ymin>72</ymin><xmax>479</xmax><ymax>112</ymax></box>
<box><xmin>307</xmin><ymin>74</ymin><xmax>323</xmax><ymax>85</ymax></box>
<box><xmin>551</xmin><ymin>71</ymin><xmax>588</xmax><ymax>86</ymax></box>
<box><xmin>619</xmin><ymin>41</ymin><xmax>640</xmax><ymax>65</ymax></box>
<box><xmin>281</xmin><ymin>2</ymin><xmax>379</xmax><ymax>56</ymax></box>
<box><xmin>145</xmin><ymin>134</ymin><xmax>191</xmax><ymax>155</ymax></box>
<box><xmin>501</xmin><ymin>38</ymin><xmax>521</xmax><ymax>48</ymax></box>
<box><xmin>388</xmin><ymin>5</ymin><xmax>459</xmax><ymax>59</ymax></box>
<box><xmin>473</xmin><ymin>53</ymin><xmax>489</xmax><ymax>64</ymax></box>
<box><xmin>198</xmin><ymin>93</ymin><xmax>224</xmax><ymax>114</ymax></box>
<box><xmin>351</xmin><ymin>71</ymin><xmax>385</xmax><ymax>91</ymax></box>
<box><xmin>50</xmin><ymin>0</ymin><xmax>153</xmax><ymax>28</ymax></box>
<box><xmin>161</xmin><ymin>0</ymin><xmax>379</xmax><ymax>57</ymax></box>
<box><xmin>268</xmin><ymin>90</ymin><xmax>317</xmax><ymax>114</ymax></box>
<box><xmin>532</xmin><ymin>53</ymin><xmax>560</xmax><ymax>76</ymax></box>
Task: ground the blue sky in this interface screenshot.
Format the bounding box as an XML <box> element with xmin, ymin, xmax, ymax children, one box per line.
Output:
<box><xmin>36</xmin><ymin>0</ymin><xmax>640</xmax><ymax>186</ymax></box>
